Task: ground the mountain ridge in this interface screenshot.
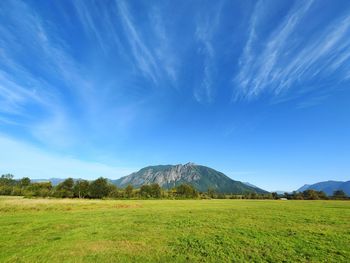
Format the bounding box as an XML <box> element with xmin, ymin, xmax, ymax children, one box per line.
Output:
<box><xmin>113</xmin><ymin>163</ymin><xmax>268</xmax><ymax>194</ymax></box>
<box><xmin>296</xmin><ymin>180</ymin><xmax>350</xmax><ymax>195</ymax></box>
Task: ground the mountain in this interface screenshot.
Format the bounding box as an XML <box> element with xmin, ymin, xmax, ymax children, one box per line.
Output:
<box><xmin>31</xmin><ymin>178</ymin><xmax>66</xmax><ymax>186</ymax></box>
<box><xmin>243</xmin><ymin>182</ymin><xmax>269</xmax><ymax>193</ymax></box>
<box><xmin>113</xmin><ymin>163</ymin><xmax>268</xmax><ymax>194</ymax></box>
<box><xmin>274</xmin><ymin>191</ymin><xmax>291</xmax><ymax>195</ymax></box>
<box><xmin>31</xmin><ymin>178</ymin><xmax>83</xmax><ymax>186</ymax></box>
<box><xmin>296</xmin><ymin>184</ymin><xmax>311</xmax><ymax>192</ymax></box>
<box><xmin>243</xmin><ymin>182</ymin><xmax>258</xmax><ymax>188</ymax></box>
<box><xmin>296</xmin><ymin>180</ymin><xmax>350</xmax><ymax>196</ymax></box>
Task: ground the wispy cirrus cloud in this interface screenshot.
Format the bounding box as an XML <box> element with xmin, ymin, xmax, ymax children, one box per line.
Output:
<box><xmin>116</xmin><ymin>1</ymin><xmax>180</xmax><ymax>87</ymax></box>
<box><xmin>73</xmin><ymin>0</ymin><xmax>106</xmax><ymax>52</ymax></box>
<box><xmin>0</xmin><ymin>0</ymin><xmax>89</xmax><ymax>146</ymax></box>
<box><xmin>234</xmin><ymin>0</ymin><xmax>350</xmax><ymax>103</ymax></box>
<box><xmin>0</xmin><ymin>0</ymin><xmax>163</xmax><ymax>149</ymax></box>
<box><xmin>0</xmin><ymin>69</ymin><xmax>55</xmax><ymax>117</ymax></box>
<box><xmin>116</xmin><ymin>1</ymin><xmax>160</xmax><ymax>85</ymax></box>
<box><xmin>72</xmin><ymin>0</ymin><xmax>125</xmax><ymax>56</ymax></box>
<box><xmin>150</xmin><ymin>7</ymin><xmax>179</xmax><ymax>86</ymax></box>
<box><xmin>194</xmin><ymin>3</ymin><xmax>223</xmax><ymax>103</ymax></box>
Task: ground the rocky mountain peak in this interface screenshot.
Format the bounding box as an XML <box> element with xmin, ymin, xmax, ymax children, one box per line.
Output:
<box><xmin>113</xmin><ymin>163</ymin><xmax>268</xmax><ymax>194</ymax></box>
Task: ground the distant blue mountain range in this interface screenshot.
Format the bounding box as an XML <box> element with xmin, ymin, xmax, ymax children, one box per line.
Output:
<box><xmin>31</xmin><ymin>178</ymin><xmax>66</xmax><ymax>186</ymax></box>
<box><xmin>296</xmin><ymin>180</ymin><xmax>350</xmax><ymax>196</ymax></box>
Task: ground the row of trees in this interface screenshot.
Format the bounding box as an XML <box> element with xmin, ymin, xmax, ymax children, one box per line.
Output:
<box><xmin>1</xmin><ymin>174</ymin><xmax>348</xmax><ymax>200</ymax></box>
<box><xmin>0</xmin><ymin>174</ymin><xmax>273</xmax><ymax>199</ymax></box>
<box><xmin>0</xmin><ymin>174</ymin><xmax>199</xmax><ymax>199</ymax></box>
<box><xmin>275</xmin><ymin>189</ymin><xmax>348</xmax><ymax>200</ymax></box>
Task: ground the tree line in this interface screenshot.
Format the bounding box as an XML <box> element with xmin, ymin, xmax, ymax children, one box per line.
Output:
<box><xmin>0</xmin><ymin>174</ymin><xmax>199</xmax><ymax>199</ymax></box>
<box><xmin>0</xmin><ymin>174</ymin><xmax>348</xmax><ymax>200</ymax></box>
<box><xmin>273</xmin><ymin>189</ymin><xmax>348</xmax><ymax>200</ymax></box>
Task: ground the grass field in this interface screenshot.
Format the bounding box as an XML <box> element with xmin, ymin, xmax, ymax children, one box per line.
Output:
<box><xmin>0</xmin><ymin>197</ymin><xmax>349</xmax><ymax>262</ymax></box>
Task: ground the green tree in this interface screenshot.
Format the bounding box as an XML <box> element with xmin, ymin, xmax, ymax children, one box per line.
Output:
<box><xmin>11</xmin><ymin>186</ymin><xmax>22</xmax><ymax>196</ymax></box>
<box><xmin>125</xmin><ymin>185</ymin><xmax>134</xmax><ymax>198</ymax></box>
<box><xmin>0</xmin><ymin>174</ymin><xmax>16</xmax><ymax>186</ymax></box>
<box><xmin>55</xmin><ymin>178</ymin><xmax>74</xmax><ymax>198</ymax></box>
<box><xmin>73</xmin><ymin>180</ymin><xmax>90</xmax><ymax>198</ymax></box>
<box><xmin>108</xmin><ymin>184</ymin><xmax>119</xmax><ymax>198</ymax></box>
<box><xmin>250</xmin><ymin>192</ymin><xmax>258</xmax><ymax>199</ymax></box>
<box><xmin>0</xmin><ymin>185</ymin><xmax>12</xmax><ymax>195</ymax></box>
<box><xmin>294</xmin><ymin>192</ymin><xmax>304</xmax><ymax>200</ymax></box>
<box><xmin>150</xmin><ymin>183</ymin><xmax>161</xmax><ymax>198</ymax></box>
<box><xmin>20</xmin><ymin>177</ymin><xmax>31</xmax><ymax>187</ymax></box>
<box><xmin>302</xmin><ymin>190</ymin><xmax>320</xmax><ymax>200</ymax></box>
<box><xmin>140</xmin><ymin>185</ymin><xmax>151</xmax><ymax>198</ymax></box>
<box><xmin>207</xmin><ymin>188</ymin><xmax>215</xmax><ymax>198</ymax></box>
<box><xmin>317</xmin><ymin>191</ymin><xmax>328</xmax><ymax>200</ymax></box>
<box><xmin>271</xmin><ymin>192</ymin><xmax>278</xmax><ymax>200</ymax></box>
<box><xmin>175</xmin><ymin>184</ymin><xmax>198</xmax><ymax>198</ymax></box>
<box><xmin>26</xmin><ymin>182</ymin><xmax>52</xmax><ymax>197</ymax></box>
<box><xmin>89</xmin><ymin>177</ymin><xmax>110</xmax><ymax>199</ymax></box>
<box><xmin>217</xmin><ymin>193</ymin><xmax>227</xmax><ymax>199</ymax></box>
<box><xmin>333</xmin><ymin>190</ymin><xmax>347</xmax><ymax>199</ymax></box>
<box><xmin>0</xmin><ymin>174</ymin><xmax>16</xmax><ymax>195</ymax></box>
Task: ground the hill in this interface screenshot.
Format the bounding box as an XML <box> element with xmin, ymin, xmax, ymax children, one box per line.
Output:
<box><xmin>31</xmin><ymin>178</ymin><xmax>66</xmax><ymax>186</ymax></box>
<box><xmin>296</xmin><ymin>180</ymin><xmax>350</xmax><ymax>196</ymax></box>
<box><xmin>113</xmin><ymin>163</ymin><xmax>268</xmax><ymax>194</ymax></box>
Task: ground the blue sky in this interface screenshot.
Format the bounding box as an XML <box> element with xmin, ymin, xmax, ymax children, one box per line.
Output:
<box><xmin>1</xmin><ymin>0</ymin><xmax>350</xmax><ymax>191</ymax></box>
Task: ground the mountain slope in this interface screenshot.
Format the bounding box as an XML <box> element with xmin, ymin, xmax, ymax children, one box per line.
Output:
<box><xmin>296</xmin><ymin>180</ymin><xmax>350</xmax><ymax>196</ymax></box>
<box><xmin>243</xmin><ymin>182</ymin><xmax>258</xmax><ymax>188</ymax></box>
<box><xmin>113</xmin><ymin>163</ymin><xmax>268</xmax><ymax>194</ymax></box>
<box><xmin>296</xmin><ymin>184</ymin><xmax>311</xmax><ymax>192</ymax></box>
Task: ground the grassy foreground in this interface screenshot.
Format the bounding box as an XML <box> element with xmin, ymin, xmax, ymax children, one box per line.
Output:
<box><xmin>0</xmin><ymin>197</ymin><xmax>349</xmax><ymax>262</ymax></box>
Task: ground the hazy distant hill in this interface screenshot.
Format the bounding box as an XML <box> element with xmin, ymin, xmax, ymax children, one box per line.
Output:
<box><xmin>296</xmin><ymin>184</ymin><xmax>311</xmax><ymax>192</ymax></box>
<box><xmin>31</xmin><ymin>178</ymin><xmax>86</xmax><ymax>186</ymax></box>
<box><xmin>31</xmin><ymin>178</ymin><xmax>66</xmax><ymax>186</ymax></box>
<box><xmin>113</xmin><ymin>163</ymin><xmax>268</xmax><ymax>194</ymax></box>
<box><xmin>296</xmin><ymin>180</ymin><xmax>350</xmax><ymax>195</ymax></box>
<box><xmin>274</xmin><ymin>191</ymin><xmax>291</xmax><ymax>195</ymax></box>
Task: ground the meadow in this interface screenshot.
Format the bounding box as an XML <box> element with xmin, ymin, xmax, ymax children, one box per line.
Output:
<box><xmin>0</xmin><ymin>196</ymin><xmax>349</xmax><ymax>262</ymax></box>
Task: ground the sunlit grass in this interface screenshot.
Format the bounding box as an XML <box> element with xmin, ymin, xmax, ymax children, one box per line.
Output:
<box><xmin>0</xmin><ymin>197</ymin><xmax>349</xmax><ymax>262</ymax></box>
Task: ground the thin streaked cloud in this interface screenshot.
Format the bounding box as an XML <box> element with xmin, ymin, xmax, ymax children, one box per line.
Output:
<box><xmin>0</xmin><ymin>1</ymin><xmax>79</xmax><ymax>146</ymax></box>
<box><xmin>193</xmin><ymin>2</ymin><xmax>223</xmax><ymax>103</ymax></box>
<box><xmin>150</xmin><ymin>7</ymin><xmax>179</xmax><ymax>86</ymax></box>
<box><xmin>117</xmin><ymin>1</ymin><xmax>160</xmax><ymax>85</ymax></box>
<box><xmin>234</xmin><ymin>0</ymin><xmax>350</xmax><ymax>103</ymax></box>
<box><xmin>72</xmin><ymin>0</ymin><xmax>125</xmax><ymax>55</ymax></box>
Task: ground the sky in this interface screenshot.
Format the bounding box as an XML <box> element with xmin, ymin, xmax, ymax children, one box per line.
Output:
<box><xmin>1</xmin><ymin>0</ymin><xmax>350</xmax><ymax>191</ymax></box>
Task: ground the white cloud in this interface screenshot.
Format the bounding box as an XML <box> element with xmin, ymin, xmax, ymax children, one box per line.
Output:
<box><xmin>0</xmin><ymin>0</ymin><xmax>107</xmax><ymax>147</ymax></box>
<box><xmin>150</xmin><ymin>7</ymin><xmax>179</xmax><ymax>86</ymax></box>
<box><xmin>234</xmin><ymin>0</ymin><xmax>350</xmax><ymax>102</ymax></box>
<box><xmin>115</xmin><ymin>1</ymin><xmax>181</xmax><ymax>87</ymax></box>
<box><xmin>0</xmin><ymin>135</ymin><xmax>134</xmax><ymax>180</ymax></box>
<box><xmin>194</xmin><ymin>3</ymin><xmax>223</xmax><ymax>103</ymax></box>
<box><xmin>72</xmin><ymin>0</ymin><xmax>124</xmax><ymax>55</ymax></box>
<box><xmin>117</xmin><ymin>1</ymin><xmax>160</xmax><ymax>84</ymax></box>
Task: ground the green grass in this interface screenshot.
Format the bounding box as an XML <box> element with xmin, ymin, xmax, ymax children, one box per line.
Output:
<box><xmin>0</xmin><ymin>197</ymin><xmax>349</xmax><ymax>262</ymax></box>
